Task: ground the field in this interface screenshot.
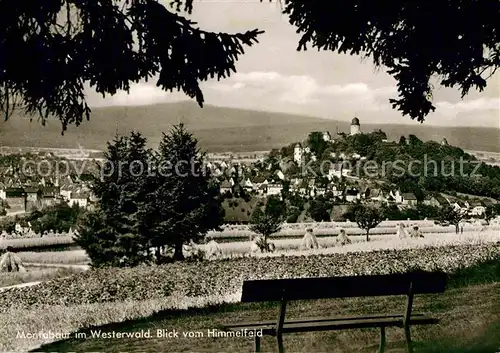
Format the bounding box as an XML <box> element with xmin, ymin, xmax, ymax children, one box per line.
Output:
<box><xmin>0</xmin><ymin>235</ymin><xmax>74</xmax><ymax>250</ymax></box>
<box><xmin>0</xmin><ymin>229</ymin><xmax>498</xmax><ymax>271</ymax></box>
<box><xmin>1</xmin><ymin>240</ymin><xmax>500</xmax><ymax>352</ymax></box>
<box><xmin>0</xmin><ymin>266</ymin><xmax>86</xmax><ymax>288</ymax></box>
<box><xmin>202</xmin><ymin>230</ymin><xmax>500</xmax><ymax>258</ymax></box>
<box><xmin>1</xmin><ymin>222</ymin><xmax>495</xmax><ymax>251</ymax></box>
<box><xmin>2</xmin><ymin>230</ymin><xmax>498</xmax><ymax>267</ymax></box>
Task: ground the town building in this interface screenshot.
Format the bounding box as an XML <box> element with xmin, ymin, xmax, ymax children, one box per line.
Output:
<box><xmin>401</xmin><ymin>193</ymin><xmax>418</xmax><ymax>206</ymax></box>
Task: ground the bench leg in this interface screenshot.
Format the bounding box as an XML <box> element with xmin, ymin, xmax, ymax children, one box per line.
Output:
<box><xmin>379</xmin><ymin>327</ymin><xmax>386</xmax><ymax>353</ymax></box>
<box><xmin>404</xmin><ymin>327</ymin><xmax>413</xmax><ymax>353</ymax></box>
<box><xmin>254</xmin><ymin>336</ymin><xmax>261</xmax><ymax>353</ymax></box>
<box><xmin>276</xmin><ymin>334</ymin><xmax>284</xmax><ymax>353</ymax></box>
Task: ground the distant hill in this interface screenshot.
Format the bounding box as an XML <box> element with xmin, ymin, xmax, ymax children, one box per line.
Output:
<box><xmin>1</xmin><ymin>101</ymin><xmax>499</xmax><ymax>153</ymax></box>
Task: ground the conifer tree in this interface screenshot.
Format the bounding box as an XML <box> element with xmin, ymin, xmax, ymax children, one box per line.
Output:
<box><xmin>138</xmin><ymin>124</ymin><xmax>224</xmax><ymax>261</ymax></box>
<box><xmin>75</xmin><ymin>132</ymin><xmax>153</xmax><ymax>266</ymax></box>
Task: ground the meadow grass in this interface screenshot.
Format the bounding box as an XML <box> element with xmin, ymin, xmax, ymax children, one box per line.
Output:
<box><xmin>0</xmin><ymin>266</ymin><xmax>87</xmax><ymax>287</ymax></box>
<box><xmin>32</xmin><ymin>282</ymin><xmax>500</xmax><ymax>353</ymax></box>
<box><xmin>16</xmin><ymin>250</ymin><xmax>89</xmax><ymax>265</ymax></box>
<box><xmin>0</xmin><ymin>233</ymin><xmax>498</xmax><ymax>351</ymax></box>
<box><xmin>0</xmin><ymin>247</ymin><xmax>498</xmax><ymax>352</ymax></box>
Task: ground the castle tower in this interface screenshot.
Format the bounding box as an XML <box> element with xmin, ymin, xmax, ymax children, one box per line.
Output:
<box><xmin>441</xmin><ymin>138</ymin><xmax>449</xmax><ymax>146</ymax></box>
<box><xmin>350</xmin><ymin>117</ymin><xmax>361</xmax><ymax>135</ymax></box>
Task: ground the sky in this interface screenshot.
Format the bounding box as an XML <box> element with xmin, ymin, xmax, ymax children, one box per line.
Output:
<box><xmin>87</xmin><ymin>0</ymin><xmax>500</xmax><ymax>128</ymax></box>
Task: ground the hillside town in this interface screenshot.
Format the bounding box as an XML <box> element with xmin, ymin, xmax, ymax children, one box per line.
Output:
<box><xmin>0</xmin><ymin>117</ymin><xmax>498</xmax><ymax>227</ymax></box>
<box><xmin>208</xmin><ymin>118</ymin><xmax>499</xmax><ymax>224</ymax></box>
<box><xmin>0</xmin><ymin>175</ymin><xmax>94</xmax><ymax>215</ymax></box>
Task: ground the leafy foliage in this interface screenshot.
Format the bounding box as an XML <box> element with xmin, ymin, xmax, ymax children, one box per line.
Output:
<box><xmin>331</xmin><ymin>130</ymin><xmax>500</xmax><ymax>199</ymax></box>
<box><xmin>307</xmin><ymin>131</ymin><xmax>327</xmax><ymax>157</ymax></box>
<box><xmin>0</xmin><ymin>203</ymin><xmax>83</xmax><ymax>234</ymax></box>
<box><xmin>0</xmin><ymin>0</ymin><xmax>263</xmax><ymax>130</ymax></box>
<box><xmin>350</xmin><ymin>204</ymin><xmax>384</xmax><ymax>241</ymax></box>
<box><xmin>3</xmin><ymin>0</ymin><xmax>497</xmax><ymax>127</ymax></box>
<box><xmin>381</xmin><ymin>203</ymin><xmax>441</xmax><ymax>221</ymax></box>
<box><xmin>436</xmin><ymin>206</ymin><xmax>468</xmax><ymax>233</ymax></box>
<box><xmin>484</xmin><ymin>205</ymin><xmax>498</xmax><ymax>224</ymax></box>
<box><xmin>265</xmin><ymin>195</ymin><xmax>287</xmax><ymax>219</ymax></box>
<box><xmin>75</xmin><ymin>209</ymin><xmax>134</xmax><ymax>267</ymax></box>
<box><xmin>27</xmin><ymin>202</ymin><xmax>82</xmax><ymax>234</ymax></box>
<box><xmin>279</xmin><ymin>0</ymin><xmax>500</xmax><ymax>122</ymax></box>
<box><xmin>308</xmin><ymin>199</ymin><xmax>332</xmax><ymax>222</ymax></box>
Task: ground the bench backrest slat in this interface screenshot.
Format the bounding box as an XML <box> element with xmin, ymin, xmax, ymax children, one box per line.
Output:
<box><xmin>240</xmin><ymin>272</ymin><xmax>447</xmax><ymax>303</ymax></box>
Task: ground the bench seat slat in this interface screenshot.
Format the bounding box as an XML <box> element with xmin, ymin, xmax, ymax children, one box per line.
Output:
<box><xmin>241</xmin><ymin>273</ymin><xmax>447</xmax><ymax>302</ymax></box>
<box><xmin>222</xmin><ymin>312</ymin><xmax>427</xmax><ymax>329</ymax></box>
<box><xmin>223</xmin><ymin>315</ymin><xmax>438</xmax><ymax>335</ymax></box>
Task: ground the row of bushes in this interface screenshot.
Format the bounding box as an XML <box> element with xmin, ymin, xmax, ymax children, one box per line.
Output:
<box><xmin>1</xmin><ymin>242</ymin><xmax>499</xmax><ymax>311</ymax></box>
<box><xmin>0</xmin><ymin>203</ymin><xmax>83</xmax><ymax>235</ymax></box>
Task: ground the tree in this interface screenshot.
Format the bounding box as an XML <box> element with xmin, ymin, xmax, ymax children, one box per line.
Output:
<box><xmin>351</xmin><ymin>204</ymin><xmax>384</xmax><ymax>241</ymax></box>
<box><xmin>285</xmin><ymin>205</ymin><xmax>301</xmax><ymax>223</ymax></box>
<box><xmin>371</xmin><ymin>129</ymin><xmax>388</xmax><ymax>142</ymax></box>
<box><xmin>139</xmin><ymin>124</ymin><xmax>224</xmax><ymax>261</ymax></box>
<box><xmin>308</xmin><ymin>200</ymin><xmax>331</xmax><ymax>222</ymax></box>
<box><xmin>75</xmin><ymin>208</ymin><xmax>128</xmax><ymax>268</ymax></box>
<box><xmin>0</xmin><ymin>0</ymin><xmax>500</xmax><ymax>127</ymax></box>
<box><xmin>75</xmin><ymin>131</ymin><xmax>153</xmax><ymax>267</ymax></box>
<box><xmin>2</xmin><ymin>1</ymin><xmax>498</xmax><ymax>126</ymax></box>
<box><xmin>408</xmin><ymin>134</ymin><xmax>423</xmax><ymax>147</ymax></box>
<box><xmin>436</xmin><ymin>206</ymin><xmax>467</xmax><ymax>234</ymax></box>
<box><xmin>265</xmin><ymin>195</ymin><xmax>287</xmax><ymax>219</ymax></box>
<box><xmin>484</xmin><ymin>205</ymin><xmax>497</xmax><ymax>224</ymax></box>
<box><xmin>307</xmin><ymin>132</ymin><xmax>327</xmax><ymax>157</ymax></box>
<box><xmin>28</xmin><ymin>202</ymin><xmax>82</xmax><ymax>234</ymax></box>
<box><xmin>279</xmin><ymin>0</ymin><xmax>499</xmax><ymax>122</ymax></box>
<box><xmin>249</xmin><ymin>208</ymin><xmax>282</xmax><ymax>252</ymax></box>
<box><xmin>0</xmin><ymin>0</ymin><xmax>262</xmax><ymax>130</ymax></box>
<box><xmin>351</xmin><ymin>133</ymin><xmax>373</xmax><ymax>156</ymax></box>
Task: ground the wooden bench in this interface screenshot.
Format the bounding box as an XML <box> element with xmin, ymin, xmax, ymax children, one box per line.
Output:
<box><xmin>222</xmin><ymin>272</ymin><xmax>447</xmax><ymax>353</ymax></box>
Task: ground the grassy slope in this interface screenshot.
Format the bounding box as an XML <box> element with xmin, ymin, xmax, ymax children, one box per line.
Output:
<box><xmin>35</xmin><ymin>282</ymin><xmax>500</xmax><ymax>353</ymax></box>
<box><xmin>1</xmin><ymin>101</ymin><xmax>499</xmax><ymax>153</ymax></box>
<box><xmin>0</xmin><ymin>253</ymin><xmax>498</xmax><ymax>352</ymax></box>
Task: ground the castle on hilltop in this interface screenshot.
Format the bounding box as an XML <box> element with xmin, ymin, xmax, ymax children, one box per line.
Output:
<box><xmin>293</xmin><ymin>116</ymin><xmax>362</xmax><ymax>163</ymax></box>
<box><xmin>325</xmin><ymin>116</ymin><xmax>362</xmax><ymax>142</ymax></box>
